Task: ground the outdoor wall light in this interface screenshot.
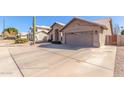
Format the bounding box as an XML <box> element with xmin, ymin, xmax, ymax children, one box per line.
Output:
<box><xmin>95</xmin><ymin>30</ymin><xmax>98</xmax><ymax>34</ymax></box>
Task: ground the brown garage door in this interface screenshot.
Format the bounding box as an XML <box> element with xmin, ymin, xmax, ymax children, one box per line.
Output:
<box><xmin>65</xmin><ymin>31</ymin><xmax>93</xmax><ymax>46</ymax></box>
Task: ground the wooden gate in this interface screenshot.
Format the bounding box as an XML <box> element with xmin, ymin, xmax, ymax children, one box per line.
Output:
<box><xmin>106</xmin><ymin>35</ymin><xmax>117</xmax><ymax>45</ymax></box>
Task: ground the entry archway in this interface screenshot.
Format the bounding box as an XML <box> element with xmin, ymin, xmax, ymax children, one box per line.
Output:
<box><xmin>55</xmin><ymin>29</ymin><xmax>59</xmax><ymax>41</ymax></box>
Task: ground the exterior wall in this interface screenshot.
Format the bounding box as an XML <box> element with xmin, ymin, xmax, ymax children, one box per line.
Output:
<box><xmin>48</xmin><ymin>23</ymin><xmax>64</xmax><ymax>42</ymax></box>
<box><xmin>99</xmin><ymin>30</ymin><xmax>105</xmax><ymax>46</ymax></box>
<box><xmin>117</xmin><ymin>35</ymin><xmax>124</xmax><ymax>46</ymax></box>
<box><xmin>93</xmin><ymin>30</ymin><xmax>100</xmax><ymax>47</ymax></box>
<box><xmin>48</xmin><ymin>29</ymin><xmax>57</xmax><ymax>41</ymax></box>
<box><xmin>21</xmin><ymin>35</ymin><xmax>27</xmax><ymax>39</ymax></box>
<box><xmin>28</xmin><ymin>32</ymin><xmax>48</xmax><ymax>42</ymax></box>
<box><xmin>28</xmin><ymin>26</ymin><xmax>50</xmax><ymax>42</ymax></box>
<box><xmin>94</xmin><ymin>18</ymin><xmax>113</xmax><ymax>35</ymax></box>
<box><xmin>94</xmin><ymin>18</ymin><xmax>113</xmax><ymax>45</ymax></box>
<box><xmin>35</xmin><ymin>32</ymin><xmax>48</xmax><ymax>42</ymax></box>
<box><xmin>62</xmin><ymin>19</ymin><xmax>104</xmax><ymax>47</ymax></box>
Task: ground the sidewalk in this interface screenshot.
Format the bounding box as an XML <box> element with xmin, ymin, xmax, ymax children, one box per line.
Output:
<box><xmin>0</xmin><ymin>47</ymin><xmax>22</xmax><ymax>77</ymax></box>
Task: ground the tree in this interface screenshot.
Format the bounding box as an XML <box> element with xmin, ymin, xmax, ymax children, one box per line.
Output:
<box><xmin>121</xmin><ymin>29</ymin><xmax>124</xmax><ymax>35</ymax></box>
<box><xmin>32</xmin><ymin>16</ymin><xmax>36</xmax><ymax>45</ymax></box>
<box><xmin>113</xmin><ymin>24</ymin><xmax>120</xmax><ymax>35</ymax></box>
<box><xmin>3</xmin><ymin>27</ymin><xmax>19</xmax><ymax>39</ymax></box>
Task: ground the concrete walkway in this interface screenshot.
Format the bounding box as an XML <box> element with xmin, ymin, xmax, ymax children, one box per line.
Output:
<box><xmin>0</xmin><ymin>47</ymin><xmax>22</xmax><ymax>77</ymax></box>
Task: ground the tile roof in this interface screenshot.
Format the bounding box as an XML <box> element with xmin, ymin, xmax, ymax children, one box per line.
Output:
<box><xmin>48</xmin><ymin>22</ymin><xmax>65</xmax><ymax>34</ymax></box>
<box><xmin>61</xmin><ymin>17</ymin><xmax>108</xmax><ymax>31</ymax></box>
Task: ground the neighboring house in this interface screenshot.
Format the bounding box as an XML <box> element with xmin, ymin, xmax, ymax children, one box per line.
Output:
<box><xmin>19</xmin><ymin>32</ymin><xmax>28</xmax><ymax>39</ymax></box>
<box><xmin>48</xmin><ymin>22</ymin><xmax>65</xmax><ymax>42</ymax></box>
<box><xmin>28</xmin><ymin>25</ymin><xmax>50</xmax><ymax>42</ymax></box>
<box><xmin>61</xmin><ymin>17</ymin><xmax>113</xmax><ymax>47</ymax></box>
<box><xmin>3</xmin><ymin>31</ymin><xmax>17</xmax><ymax>39</ymax></box>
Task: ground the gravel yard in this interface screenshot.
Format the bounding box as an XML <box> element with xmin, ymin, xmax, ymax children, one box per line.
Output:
<box><xmin>114</xmin><ymin>46</ymin><xmax>124</xmax><ymax>76</ymax></box>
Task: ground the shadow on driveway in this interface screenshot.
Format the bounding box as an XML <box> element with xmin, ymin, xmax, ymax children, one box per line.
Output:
<box><xmin>38</xmin><ymin>43</ymin><xmax>93</xmax><ymax>50</ymax></box>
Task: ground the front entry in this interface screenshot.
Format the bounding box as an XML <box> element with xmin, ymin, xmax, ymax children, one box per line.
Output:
<box><xmin>55</xmin><ymin>29</ymin><xmax>59</xmax><ymax>41</ymax></box>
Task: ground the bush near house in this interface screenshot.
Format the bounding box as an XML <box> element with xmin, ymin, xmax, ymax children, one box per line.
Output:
<box><xmin>52</xmin><ymin>41</ymin><xmax>62</xmax><ymax>44</ymax></box>
<box><xmin>48</xmin><ymin>39</ymin><xmax>52</xmax><ymax>42</ymax></box>
<box><xmin>15</xmin><ymin>38</ymin><xmax>28</xmax><ymax>44</ymax></box>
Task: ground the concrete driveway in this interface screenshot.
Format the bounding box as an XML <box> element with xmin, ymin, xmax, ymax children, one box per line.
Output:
<box><xmin>8</xmin><ymin>44</ymin><xmax>116</xmax><ymax>77</ymax></box>
<box><xmin>0</xmin><ymin>47</ymin><xmax>22</xmax><ymax>77</ymax></box>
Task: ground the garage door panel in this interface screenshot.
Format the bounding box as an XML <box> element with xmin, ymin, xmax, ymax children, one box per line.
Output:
<box><xmin>66</xmin><ymin>31</ymin><xmax>93</xmax><ymax>46</ymax></box>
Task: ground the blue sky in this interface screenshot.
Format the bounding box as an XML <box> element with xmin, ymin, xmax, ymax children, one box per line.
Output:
<box><xmin>0</xmin><ymin>16</ymin><xmax>124</xmax><ymax>32</ymax></box>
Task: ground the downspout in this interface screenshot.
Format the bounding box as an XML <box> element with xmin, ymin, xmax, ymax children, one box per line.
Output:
<box><xmin>65</xmin><ymin>32</ymin><xmax>66</xmax><ymax>44</ymax></box>
<box><xmin>109</xmin><ymin>18</ymin><xmax>113</xmax><ymax>35</ymax></box>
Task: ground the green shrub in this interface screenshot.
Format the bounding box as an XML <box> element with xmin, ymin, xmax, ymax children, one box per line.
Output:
<box><xmin>52</xmin><ymin>41</ymin><xmax>62</xmax><ymax>44</ymax></box>
<box><xmin>48</xmin><ymin>39</ymin><xmax>52</xmax><ymax>42</ymax></box>
<box><xmin>15</xmin><ymin>38</ymin><xmax>28</xmax><ymax>44</ymax></box>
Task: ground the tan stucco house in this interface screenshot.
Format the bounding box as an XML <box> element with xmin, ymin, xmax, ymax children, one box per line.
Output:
<box><xmin>61</xmin><ymin>17</ymin><xmax>113</xmax><ymax>47</ymax></box>
<box><xmin>48</xmin><ymin>22</ymin><xmax>65</xmax><ymax>42</ymax></box>
<box><xmin>28</xmin><ymin>25</ymin><xmax>50</xmax><ymax>42</ymax></box>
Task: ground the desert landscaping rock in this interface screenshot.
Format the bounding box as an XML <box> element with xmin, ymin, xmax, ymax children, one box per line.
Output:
<box><xmin>114</xmin><ymin>46</ymin><xmax>124</xmax><ymax>76</ymax></box>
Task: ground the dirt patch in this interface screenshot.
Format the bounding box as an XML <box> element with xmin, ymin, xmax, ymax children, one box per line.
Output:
<box><xmin>114</xmin><ymin>46</ymin><xmax>124</xmax><ymax>76</ymax></box>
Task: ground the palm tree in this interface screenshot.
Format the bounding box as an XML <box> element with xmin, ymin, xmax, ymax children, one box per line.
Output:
<box><xmin>32</xmin><ymin>16</ymin><xmax>36</xmax><ymax>45</ymax></box>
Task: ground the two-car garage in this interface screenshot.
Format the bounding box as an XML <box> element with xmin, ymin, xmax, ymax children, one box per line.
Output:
<box><xmin>61</xmin><ymin>17</ymin><xmax>108</xmax><ymax>47</ymax></box>
<box><xmin>65</xmin><ymin>31</ymin><xmax>94</xmax><ymax>47</ymax></box>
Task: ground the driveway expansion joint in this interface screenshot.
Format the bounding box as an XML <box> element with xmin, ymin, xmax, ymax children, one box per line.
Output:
<box><xmin>8</xmin><ymin>49</ymin><xmax>24</xmax><ymax>77</ymax></box>
<box><xmin>39</xmin><ymin>48</ymin><xmax>113</xmax><ymax>71</ymax></box>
